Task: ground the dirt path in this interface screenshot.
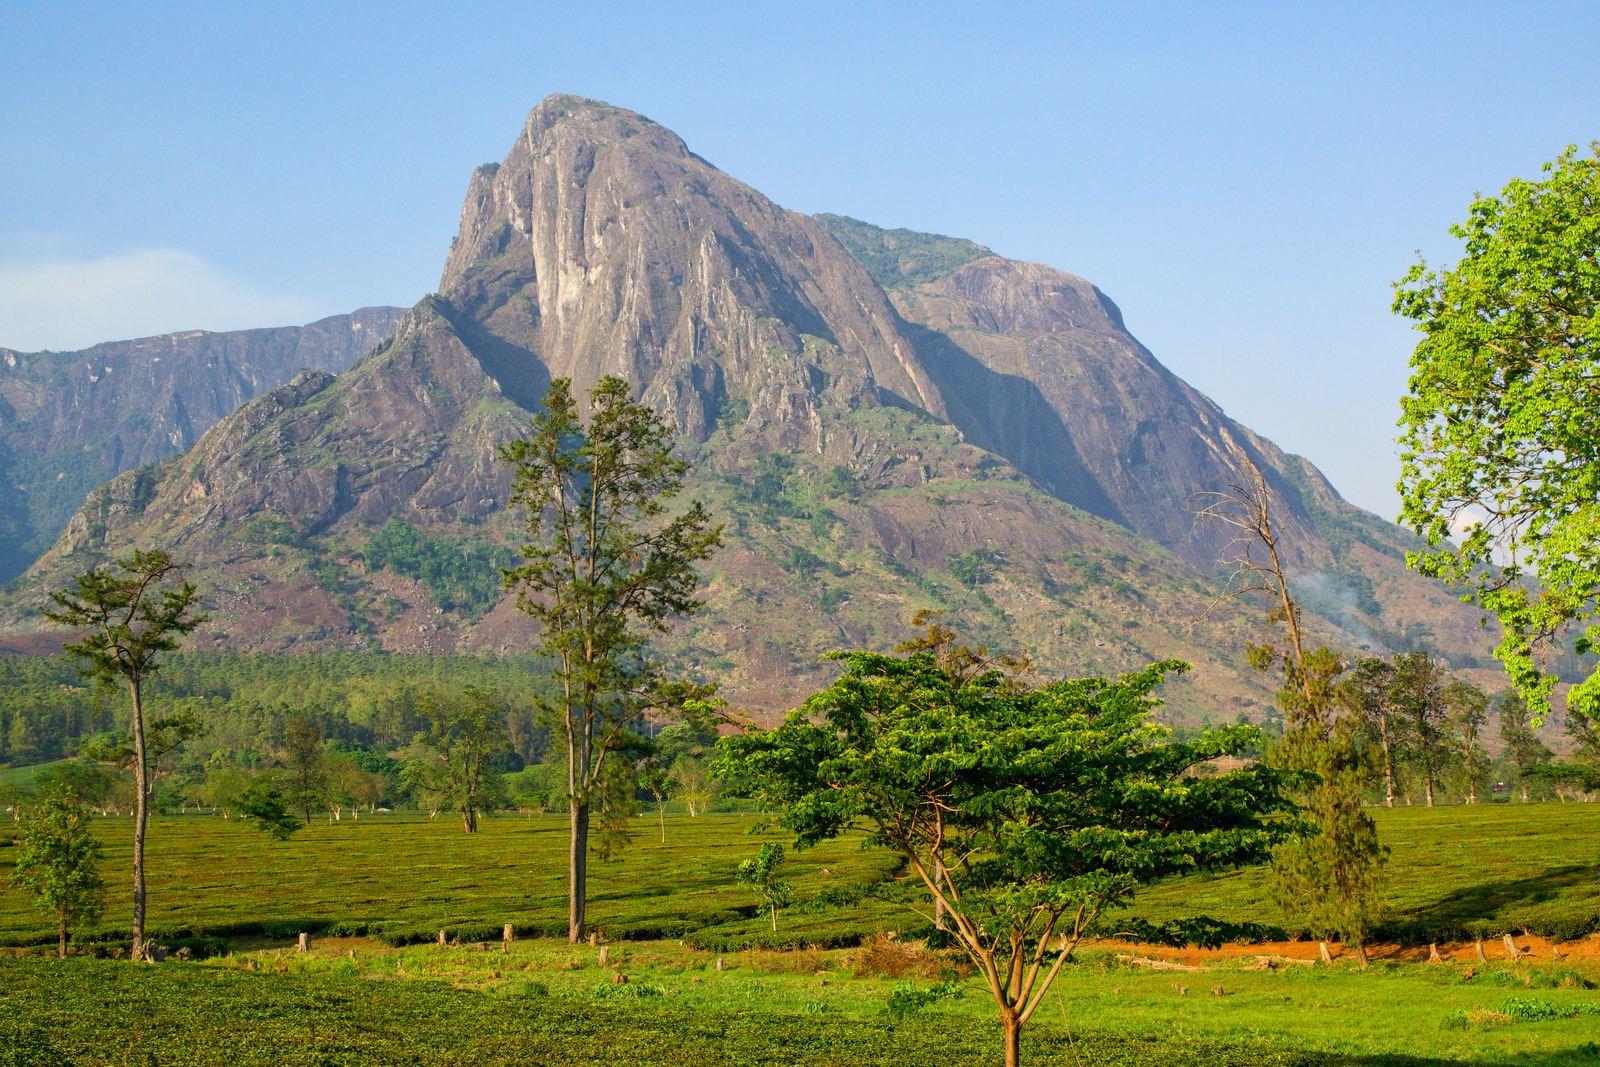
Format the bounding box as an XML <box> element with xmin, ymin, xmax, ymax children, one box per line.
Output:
<box><xmin>1096</xmin><ymin>931</ymin><xmax>1600</xmax><ymax>967</ymax></box>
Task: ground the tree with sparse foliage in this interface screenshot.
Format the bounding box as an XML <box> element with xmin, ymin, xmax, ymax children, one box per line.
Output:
<box><xmin>1395</xmin><ymin>144</ymin><xmax>1600</xmax><ymax>731</ymax></box>
<box><xmin>736</xmin><ymin>842</ymin><xmax>792</xmax><ymax>933</ymax></box>
<box><xmin>500</xmin><ymin>375</ymin><xmax>721</xmax><ymax>943</ymax></box>
<box><xmin>11</xmin><ymin>785</ymin><xmax>106</xmax><ymax>958</ymax></box>
<box><xmin>1342</xmin><ymin>657</ymin><xmax>1401</xmax><ymax>807</ymax></box>
<box><xmin>283</xmin><ymin>715</ymin><xmax>327</xmax><ymax>824</ymax></box>
<box><xmin>1496</xmin><ymin>689</ymin><xmax>1553</xmax><ymax>802</ymax></box>
<box><xmin>1202</xmin><ymin>456</ymin><xmax>1386</xmax><ymax>962</ymax></box>
<box><xmin>720</xmin><ymin>650</ymin><xmax>1292</xmax><ymax>1067</ymax></box>
<box><xmin>44</xmin><ymin>549</ymin><xmax>204</xmax><ymax>961</ymax></box>
<box><xmin>1442</xmin><ymin>679</ymin><xmax>1490</xmax><ymax>804</ymax></box>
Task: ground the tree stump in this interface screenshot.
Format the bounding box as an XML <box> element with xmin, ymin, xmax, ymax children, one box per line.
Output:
<box><xmin>1474</xmin><ymin>938</ymin><xmax>1488</xmax><ymax>962</ymax></box>
<box><xmin>437</xmin><ymin>929</ymin><xmax>447</xmax><ymax>947</ymax></box>
<box><xmin>1428</xmin><ymin>943</ymin><xmax>1443</xmax><ymax>963</ymax></box>
<box><xmin>503</xmin><ymin>924</ymin><xmax>515</xmax><ymax>943</ymax></box>
<box><xmin>1552</xmin><ymin>944</ymin><xmax>1565</xmax><ymax>960</ymax></box>
<box><xmin>297</xmin><ymin>932</ymin><xmax>310</xmax><ymax>953</ymax></box>
<box><xmin>612</xmin><ymin>971</ymin><xmax>627</xmax><ymax>985</ymax></box>
<box><xmin>1503</xmin><ymin>934</ymin><xmax>1523</xmax><ymax>961</ymax></box>
<box><xmin>1318</xmin><ymin>942</ymin><xmax>1333</xmax><ymax>965</ymax></box>
<box><xmin>598</xmin><ymin>945</ymin><xmax>610</xmax><ymax>968</ymax></box>
<box><xmin>715</xmin><ymin>956</ymin><xmax>725</xmax><ymax>972</ymax></box>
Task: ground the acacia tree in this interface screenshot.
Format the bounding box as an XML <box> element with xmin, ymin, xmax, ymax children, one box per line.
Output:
<box><xmin>720</xmin><ymin>652</ymin><xmax>1292</xmax><ymax>1067</ymax></box>
<box><xmin>11</xmin><ymin>784</ymin><xmax>106</xmax><ymax>957</ymax></box>
<box><xmin>501</xmin><ymin>375</ymin><xmax>721</xmax><ymax>943</ymax></box>
<box><xmin>45</xmin><ymin>549</ymin><xmax>204</xmax><ymax>961</ymax></box>
<box><xmin>1395</xmin><ymin>144</ymin><xmax>1600</xmax><ymax>729</ymax></box>
<box><xmin>1443</xmin><ymin>679</ymin><xmax>1490</xmax><ymax>804</ymax></box>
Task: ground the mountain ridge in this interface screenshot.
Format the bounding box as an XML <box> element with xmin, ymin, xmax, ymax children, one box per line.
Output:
<box><xmin>0</xmin><ymin>95</ymin><xmax>1493</xmax><ymax>719</ymax></box>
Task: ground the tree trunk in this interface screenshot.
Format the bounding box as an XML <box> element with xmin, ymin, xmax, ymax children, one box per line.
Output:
<box><xmin>769</xmin><ymin>903</ymin><xmax>777</xmax><ymax>933</ymax></box>
<box><xmin>657</xmin><ymin>801</ymin><xmax>666</xmax><ymax>844</ymax></box>
<box><xmin>462</xmin><ymin>806</ymin><xmax>477</xmax><ymax>833</ymax></box>
<box><xmin>1521</xmin><ymin>782</ymin><xmax>1530</xmax><ymax>804</ymax></box>
<box><xmin>130</xmin><ymin>677</ymin><xmax>150</xmax><ymax>963</ymax></box>
<box><xmin>568</xmin><ymin>801</ymin><xmax>589</xmax><ymax>943</ymax></box>
<box><xmin>1380</xmin><ymin>720</ymin><xmax>1396</xmax><ymax>808</ymax></box>
<box><xmin>1424</xmin><ymin>769</ymin><xmax>1435</xmax><ymax>807</ymax></box>
<box><xmin>1001</xmin><ymin>1012</ymin><xmax>1022</xmax><ymax>1067</ymax></box>
<box><xmin>59</xmin><ymin>916</ymin><xmax>69</xmax><ymax>959</ymax></box>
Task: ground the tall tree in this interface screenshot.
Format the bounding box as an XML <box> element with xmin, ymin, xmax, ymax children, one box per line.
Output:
<box><xmin>1442</xmin><ymin>679</ymin><xmax>1490</xmax><ymax>804</ymax></box>
<box><xmin>1496</xmin><ymin>690</ymin><xmax>1552</xmax><ymax>802</ymax></box>
<box><xmin>283</xmin><ymin>714</ymin><xmax>327</xmax><ymax>824</ymax></box>
<box><xmin>721</xmin><ymin>651</ymin><xmax>1292</xmax><ymax>1067</ymax></box>
<box><xmin>500</xmin><ymin>376</ymin><xmax>721</xmax><ymax>942</ymax></box>
<box><xmin>1394</xmin><ymin>144</ymin><xmax>1600</xmax><ymax>731</ymax></box>
<box><xmin>1342</xmin><ymin>657</ymin><xmax>1401</xmax><ymax>807</ymax></box>
<box><xmin>45</xmin><ymin>549</ymin><xmax>204</xmax><ymax>961</ymax></box>
<box><xmin>1391</xmin><ymin>651</ymin><xmax>1448</xmax><ymax>807</ymax></box>
<box><xmin>1203</xmin><ymin>456</ymin><xmax>1386</xmax><ymax>961</ymax></box>
<box><xmin>11</xmin><ymin>785</ymin><xmax>106</xmax><ymax>958</ymax></box>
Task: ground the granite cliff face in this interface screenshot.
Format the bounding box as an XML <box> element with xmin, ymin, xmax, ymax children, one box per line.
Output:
<box><xmin>4</xmin><ymin>96</ymin><xmax>1491</xmax><ymax>719</ymax></box>
<box><xmin>0</xmin><ymin>307</ymin><xmax>404</xmax><ymax>579</ymax></box>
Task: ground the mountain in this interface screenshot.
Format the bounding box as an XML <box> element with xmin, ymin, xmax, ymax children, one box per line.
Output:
<box><xmin>0</xmin><ymin>96</ymin><xmax>1493</xmax><ymax>720</ymax></box>
<box><xmin>0</xmin><ymin>308</ymin><xmax>406</xmax><ymax>580</ymax></box>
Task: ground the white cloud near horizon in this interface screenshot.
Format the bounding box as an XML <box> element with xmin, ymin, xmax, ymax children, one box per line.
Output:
<box><xmin>0</xmin><ymin>248</ymin><xmax>317</xmax><ymax>352</ymax></box>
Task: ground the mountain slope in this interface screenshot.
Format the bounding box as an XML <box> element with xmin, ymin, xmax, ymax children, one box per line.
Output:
<box><xmin>3</xmin><ymin>96</ymin><xmax>1493</xmax><ymax>719</ymax></box>
<box><xmin>0</xmin><ymin>308</ymin><xmax>405</xmax><ymax>579</ymax></box>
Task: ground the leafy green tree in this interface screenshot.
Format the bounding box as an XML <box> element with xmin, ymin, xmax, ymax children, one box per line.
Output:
<box><xmin>232</xmin><ymin>773</ymin><xmax>301</xmax><ymax>840</ymax></box>
<box><xmin>736</xmin><ymin>842</ymin><xmax>792</xmax><ymax>933</ymax></box>
<box><xmin>283</xmin><ymin>714</ymin><xmax>327</xmax><ymax>824</ymax></box>
<box><xmin>720</xmin><ymin>651</ymin><xmax>1292</xmax><ymax>1067</ymax></box>
<box><xmin>11</xmin><ymin>784</ymin><xmax>106</xmax><ymax>957</ymax></box>
<box><xmin>500</xmin><ymin>376</ymin><xmax>721</xmax><ymax>943</ymax></box>
<box><xmin>1390</xmin><ymin>651</ymin><xmax>1448</xmax><ymax>806</ymax></box>
<box><xmin>1495</xmin><ymin>690</ymin><xmax>1552</xmax><ymax>803</ymax></box>
<box><xmin>1341</xmin><ymin>657</ymin><xmax>1401</xmax><ymax>807</ymax></box>
<box><xmin>44</xmin><ymin>549</ymin><xmax>204</xmax><ymax>961</ymax></box>
<box><xmin>1394</xmin><ymin>144</ymin><xmax>1600</xmax><ymax>728</ymax></box>
<box><xmin>408</xmin><ymin>688</ymin><xmax>509</xmax><ymax>833</ymax></box>
<box><xmin>1443</xmin><ymin>680</ymin><xmax>1490</xmax><ymax>804</ymax></box>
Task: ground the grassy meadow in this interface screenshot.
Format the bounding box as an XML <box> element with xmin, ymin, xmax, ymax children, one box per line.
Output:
<box><xmin>2</xmin><ymin>803</ymin><xmax>1597</xmax><ymax>950</ymax></box>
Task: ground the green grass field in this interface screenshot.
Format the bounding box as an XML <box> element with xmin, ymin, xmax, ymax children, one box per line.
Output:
<box><xmin>4</xmin><ymin>803</ymin><xmax>1600</xmax><ymax>1065</ymax></box>
<box><xmin>2</xmin><ymin>803</ymin><xmax>1597</xmax><ymax>950</ymax></box>
<box><xmin>4</xmin><ymin>942</ymin><xmax>1599</xmax><ymax>1065</ymax></box>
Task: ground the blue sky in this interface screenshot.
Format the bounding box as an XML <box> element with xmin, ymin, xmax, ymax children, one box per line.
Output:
<box><xmin>3</xmin><ymin>2</ymin><xmax>1597</xmax><ymax>519</ymax></box>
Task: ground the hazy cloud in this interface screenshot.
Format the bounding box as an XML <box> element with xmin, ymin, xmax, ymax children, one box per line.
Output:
<box><xmin>0</xmin><ymin>248</ymin><xmax>316</xmax><ymax>351</ymax></box>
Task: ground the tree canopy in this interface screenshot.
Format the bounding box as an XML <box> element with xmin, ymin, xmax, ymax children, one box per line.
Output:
<box><xmin>1394</xmin><ymin>144</ymin><xmax>1600</xmax><ymax>724</ymax></box>
<box><xmin>720</xmin><ymin>650</ymin><xmax>1294</xmax><ymax>1066</ymax></box>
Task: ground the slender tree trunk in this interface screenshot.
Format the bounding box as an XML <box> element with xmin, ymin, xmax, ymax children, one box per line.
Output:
<box><xmin>462</xmin><ymin>806</ymin><xmax>477</xmax><ymax>833</ymax></box>
<box><xmin>1521</xmin><ymin>782</ymin><xmax>1530</xmax><ymax>803</ymax></box>
<box><xmin>657</xmin><ymin>800</ymin><xmax>665</xmax><ymax>844</ymax></box>
<box><xmin>130</xmin><ymin>677</ymin><xmax>150</xmax><ymax>963</ymax></box>
<box><xmin>1001</xmin><ymin>1011</ymin><xmax>1022</xmax><ymax>1067</ymax></box>
<box><xmin>770</xmin><ymin>902</ymin><xmax>777</xmax><ymax>933</ymax></box>
<box><xmin>1379</xmin><ymin>718</ymin><xmax>1396</xmax><ymax>808</ymax></box>
<box><xmin>1424</xmin><ymin>767</ymin><xmax>1435</xmax><ymax>807</ymax></box>
<box><xmin>59</xmin><ymin>915</ymin><xmax>68</xmax><ymax>959</ymax></box>
<box><xmin>569</xmin><ymin>801</ymin><xmax>589</xmax><ymax>943</ymax></box>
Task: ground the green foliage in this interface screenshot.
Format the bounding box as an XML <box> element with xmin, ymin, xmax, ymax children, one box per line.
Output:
<box><xmin>10</xmin><ymin>785</ymin><xmax>105</xmax><ymax>955</ymax></box>
<box><xmin>232</xmin><ymin>775</ymin><xmax>301</xmax><ymax>840</ymax></box>
<box><xmin>361</xmin><ymin>518</ymin><xmax>514</xmax><ymax>617</ymax></box>
<box><xmin>501</xmin><ymin>375</ymin><xmax>721</xmax><ymax>939</ymax></box>
<box><xmin>1394</xmin><ymin>143</ymin><xmax>1600</xmax><ymax>724</ymax></box>
<box><xmin>721</xmin><ymin>649</ymin><xmax>1293</xmax><ymax>1061</ymax></box>
<box><xmin>945</xmin><ymin>548</ymin><xmax>1000</xmax><ymax>588</ymax></box>
<box><xmin>402</xmin><ymin>688</ymin><xmax>510</xmax><ymax>832</ymax></box>
<box><xmin>884</xmin><ymin>978</ymin><xmax>964</xmax><ymax>1019</ymax></box>
<box><xmin>816</xmin><ymin>214</ymin><xmax>991</xmax><ymax>289</ymax></box>
<box><xmin>735</xmin><ymin>842</ymin><xmax>792</xmax><ymax>932</ymax></box>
